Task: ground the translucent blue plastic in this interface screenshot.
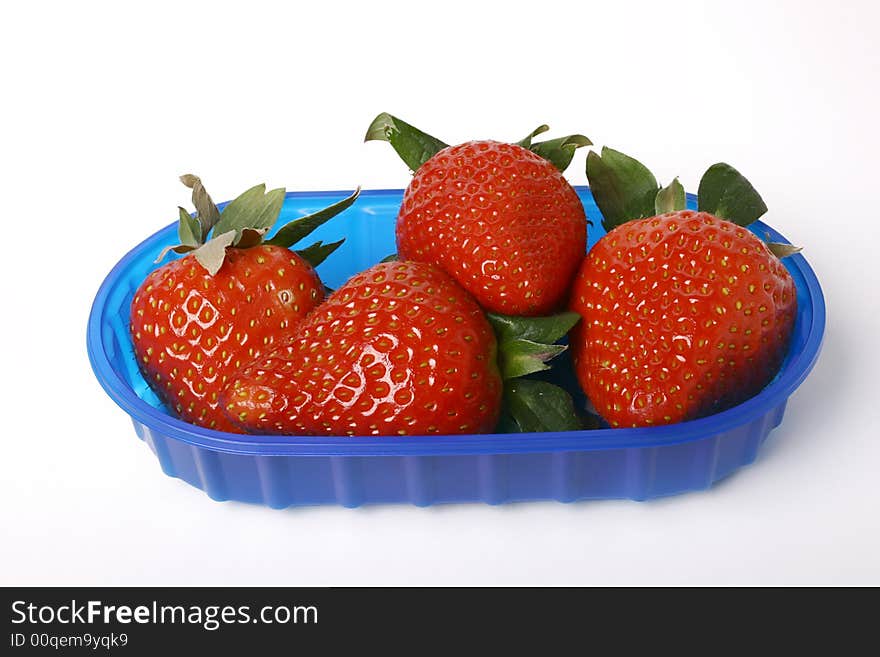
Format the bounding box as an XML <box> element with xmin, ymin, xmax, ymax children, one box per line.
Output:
<box><xmin>87</xmin><ymin>188</ymin><xmax>825</xmax><ymax>507</ymax></box>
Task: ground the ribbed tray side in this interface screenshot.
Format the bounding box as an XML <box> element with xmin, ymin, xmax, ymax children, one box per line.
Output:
<box><xmin>133</xmin><ymin>399</ymin><xmax>786</xmax><ymax>507</ymax></box>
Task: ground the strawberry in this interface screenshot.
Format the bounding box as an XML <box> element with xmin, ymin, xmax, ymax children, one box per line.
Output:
<box><xmin>222</xmin><ymin>261</ymin><xmax>502</xmax><ymax>436</ymax></box>
<box><xmin>366</xmin><ymin>114</ymin><xmax>590</xmax><ymax>316</ymax></box>
<box><xmin>570</xmin><ymin>211</ymin><xmax>796</xmax><ymax>427</ymax></box>
<box><xmin>570</xmin><ymin>151</ymin><xmax>799</xmax><ymax>427</ymax></box>
<box><xmin>131</xmin><ymin>175</ymin><xmax>359</xmax><ymax>432</ymax></box>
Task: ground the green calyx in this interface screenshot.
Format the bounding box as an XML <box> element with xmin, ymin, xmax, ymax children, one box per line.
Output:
<box><xmin>489</xmin><ymin>312</ymin><xmax>579</xmax><ymax>379</ymax></box>
<box><xmin>488</xmin><ymin>311</ymin><xmax>585</xmax><ymax>433</ymax></box>
<box><xmin>365</xmin><ymin>112</ymin><xmax>591</xmax><ymax>174</ymax></box>
<box><xmin>584</xmin><ymin>147</ymin><xmax>803</xmax><ymax>256</ymax></box>
<box><xmin>156</xmin><ymin>175</ymin><xmax>360</xmax><ymax>275</ymax></box>
<box><xmin>585</xmin><ymin>147</ymin><xmax>769</xmax><ymax>232</ymax></box>
<box><xmin>516</xmin><ymin>126</ymin><xmax>592</xmax><ymax>172</ymax></box>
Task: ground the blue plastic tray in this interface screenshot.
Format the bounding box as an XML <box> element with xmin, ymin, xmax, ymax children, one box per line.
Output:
<box><xmin>87</xmin><ymin>188</ymin><xmax>825</xmax><ymax>507</ymax></box>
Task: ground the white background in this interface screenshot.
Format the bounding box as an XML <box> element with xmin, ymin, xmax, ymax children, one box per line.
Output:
<box><xmin>1</xmin><ymin>0</ymin><xmax>878</xmax><ymax>586</ymax></box>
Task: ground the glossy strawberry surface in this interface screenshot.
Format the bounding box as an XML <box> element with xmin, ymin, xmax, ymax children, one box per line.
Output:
<box><xmin>569</xmin><ymin>210</ymin><xmax>796</xmax><ymax>427</ymax></box>
<box><xmin>130</xmin><ymin>245</ymin><xmax>323</xmax><ymax>432</ymax></box>
<box><xmin>396</xmin><ymin>140</ymin><xmax>587</xmax><ymax>316</ymax></box>
<box><xmin>223</xmin><ymin>261</ymin><xmax>502</xmax><ymax>436</ymax></box>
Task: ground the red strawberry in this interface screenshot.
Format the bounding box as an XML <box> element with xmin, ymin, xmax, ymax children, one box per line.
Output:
<box><xmin>131</xmin><ymin>175</ymin><xmax>359</xmax><ymax>432</ymax></box>
<box><xmin>132</xmin><ymin>246</ymin><xmax>324</xmax><ymax>432</ymax></box>
<box><xmin>570</xmin><ymin>210</ymin><xmax>796</xmax><ymax>427</ymax></box>
<box><xmin>366</xmin><ymin>114</ymin><xmax>590</xmax><ymax>316</ymax></box>
<box><xmin>222</xmin><ymin>261</ymin><xmax>502</xmax><ymax>436</ymax></box>
<box><xmin>571</xmin><ymin>153</ymin><xmax>800</xmax><ymax>428</ymax></box>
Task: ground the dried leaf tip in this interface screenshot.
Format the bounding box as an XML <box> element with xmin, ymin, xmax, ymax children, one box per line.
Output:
<box><xmin>767</xmin><ymin>242</ymin><xmax>803</xmax><ymax>259</ymax></box>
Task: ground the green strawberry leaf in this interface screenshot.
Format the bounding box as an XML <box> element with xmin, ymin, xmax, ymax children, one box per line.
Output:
<box><xmin>365</xmin><ymin>113</ymin><xmax>448</xmax><ymax>172</ymax></box>
<box><xmin>177</xmin><ymin>207</ymin><xmax>201</xmax><ymax>247</ymax></box>
<box><xmin>503</xmin><ymin>379</ymin><xmax>583</xmax><ymax>432</ymax></box>
<box><xmin>180</xmin><ymin>174</ymin><xmax>220</xmax><ymax>240</ymax></box>
<box><xmin>380</xmin><ymin>253</ymin><xmax>398</xmax><ymax>263</ymax></box>
<box><xmin>516</xmin><ymin>125</ymin><xmax>550</xmax><ymax>148</ymax></box>
<box><xmin>213</xmin><ymin>184</ymin><xmax>286</xmax><ymax>236</ymax></box>
<box><xmin>154</xmin><ymin>206</ymin><xmax>204</xmax><ymax>263</ymax></box>
<box><xmin>766</xmin><ymin>242</ymin><xmax>803</xmax><ymax>258</ymax></box>
<box><xmin>192</xmin><ymin>230</ymin><xmax>237</xmax><ymax>276</ymax></box>
<box><xmin>530</xmin><ymin>134</ymin><xmax>592</xmax><ymax>172</ymax></box>
<box><xmin>697</xmin><ymin>163</ymin><xmax>768</xmax><ymax>227</ymax></box>
<box><xmin>212</xmin><ymin>183</ymin><xmax>264</xmax><ymax>230</ymax></box>
<box><xmin>487</xmin><ymin>312</ymin><xmax>580</xmax><ymax>380</ymax></box>
<box><xmin>296</xmin><ymin>239</ymin><xmax>345</xmax><ymax>268</ymax></box>
<box><xmin>494</xmin><ymin>411</ymin><xmax>521</xmax><ymax>434</ymax></box>
<box><xmin>250</xmin><ymin>187</ymin><xmax>286</xmax><ymax>229</ymax></box>
<box><xmin>496</xmin><ymin>339</ymin><xmax>567</xmax><ymax>380</ymax></box>
<box><xmin>487</xmin><ymin>311</ymin><xmax>580</xmax><ymax>346</ymax></box>
<box><xmin>586</xmin><ymin>147</ymin><xmax>660</xmax><ymax>231</ymax></box>
<box><xmin>266</xmin><ymin>187</ymin><xmax>360</xmax><ymax>248</ymax></box>
<box><xmin>655</xmin><ymin>177</ymin><xmax>686</xmax><ymax>214</ymax></box>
